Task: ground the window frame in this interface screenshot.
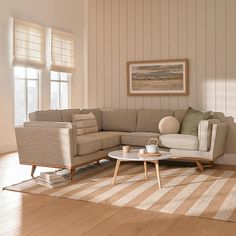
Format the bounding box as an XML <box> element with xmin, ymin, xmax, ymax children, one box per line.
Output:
<box><xmin>50</xmin><ymin>71</ymin><xmax>71</xmax><ymax>110</ymax></box>
<box><xmin>14</xmin><ymin>66</ymin><xmax>40</xmax><ymax>125</ymax></box>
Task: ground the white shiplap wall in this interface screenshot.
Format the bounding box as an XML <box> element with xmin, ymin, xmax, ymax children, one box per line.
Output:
<box><xmin>87</xmin><ymin>0</ymin><xmax>236</xmax><ymax>118</ymax></box>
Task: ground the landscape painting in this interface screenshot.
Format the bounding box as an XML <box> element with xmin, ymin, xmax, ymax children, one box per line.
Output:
<box><xmin>127</xmin><ymin>59</ymin><xmax>189</xmax><ymax>96</ymax></box>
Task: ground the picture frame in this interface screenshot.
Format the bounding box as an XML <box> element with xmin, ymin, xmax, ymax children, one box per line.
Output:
<box><xmin>127</xmin><ymin>59</ymin><xmax>189</xmax><ymax>96</ymax></box>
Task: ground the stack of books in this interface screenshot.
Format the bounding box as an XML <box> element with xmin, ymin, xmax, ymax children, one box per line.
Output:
<box><xmin>37</xmin><ymin>171</ymin><xmax>68</xmax><ymax>188</ymax></box>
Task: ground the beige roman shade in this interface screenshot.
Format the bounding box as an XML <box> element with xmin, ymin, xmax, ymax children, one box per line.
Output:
<box><xmin>13</xmin><ymin>18</ymin><xmax>46</xmax><ymax>69</ymax></box>
<box><xmin>50</xmin><ymin>29</ymin><xmax>76</xmax><ymax>73</ymax></box>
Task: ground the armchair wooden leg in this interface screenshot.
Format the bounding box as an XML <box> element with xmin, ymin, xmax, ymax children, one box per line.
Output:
<box><xmin>196</xmin><ymin>161</ymin><xmax>204</xmax><ymax>172</ymax></box>
<box><xmin>69</xmin><ymin>168</ymin><xmax>76</xmax><ymax>180</ymax></box>
<box><xmin>31</xmin><ymin>165</ymin><xmax>36</xmax><ymax>177</ymax></box>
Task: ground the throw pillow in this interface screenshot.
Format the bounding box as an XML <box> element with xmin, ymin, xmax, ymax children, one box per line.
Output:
<box><xmin>180</xmin><ymin>107</ymin><xmax>211</xmax><ymax>136</ymax></box>
<box><xmin>159</xmin><ymin>116</ymin><xmax>180</xmax><ymax>134</ymax></box>
<box><xmin>72</xmin><ymin>112</ymin><xmax>98</xmax><ymax>136</ymax></box>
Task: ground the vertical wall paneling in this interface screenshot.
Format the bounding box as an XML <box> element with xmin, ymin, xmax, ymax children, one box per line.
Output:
<box><xmin>196</xmin><ymin>0</ymin><xmax>206</xmax><ymax>110</ymax></box>
<box><xmin>119</xmin><ymin>0</ymin><xmax>128</xmax><ymax>108</ymax></box>
<box><xmin>160</xmin><ymin>0</ymin><xmax>170</xmax><ymax>109</ymax></box>
<box><xmin>104</xmin><ymin>0</ymin><xmax>112</xmax><ymax>108</ymax></box>
<box><xmin>96</xmin><ymin>0</ymin><xmax>105</xmax><ymax>108</ymax></box>
<box><xmin>127</xmin><ymin>0</ymin><xmax>136</xmax><ymax>108</ymax></box>
<box><xmin>187</xmin><ymin>0</ymin><xmax>197</xmax><ymax>109</ymax></box>
<box><xmin>111</xmin><ymin>0</ymin><xmax>120</xmax><ymax>108</ymax></box>
<box><xmin>215</xmin><ymin>0</ymin><xmax>226</xmax><ymax>113</ymax></box>
<box><xmin>88</xmin><ymin>0</ymin><xmax>236</xmax><ymax>118</ymax></box>
<box><xmin>143</xmin><ymin>0</ymin><xmax>152</xmax><ymax>109</ymax></box>
<box><xmin>206</xmin><ymin>0</ymin><xmax>216</xmax><ymax>112</ymax></box>
<box><xmin>225</xmin><ymin>0</ymin><xmax>236</xmax><ymax>118</ymax></box>
<box><xmin>89</xmin><ymin>0</ymin><xmax>97</xmax><ymax>107</ymax></box>
<box><xmin>135</xmin><ymin>0</ymin><xmax>144</xmax><ymax>108</ymax></box>
<box><xmin>169</xmin><ymin>0</ymin><xmax>178</xmax><ymax>110</ymax></box>
<box><xmin>177</xmin><ymin>0</ymin><xmax>188</xmax><ymax>109</ymax></box>
<box><xmin>151</xmin><ymin>0</ymin><xmax>161</xmax><ymax>109</ymax></box>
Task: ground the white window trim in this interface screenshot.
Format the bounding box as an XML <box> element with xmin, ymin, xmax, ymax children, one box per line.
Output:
<box><xmin>14</xmin><ymin>67</ymin><xmax>40</xmax><ymax>125</ymax></box>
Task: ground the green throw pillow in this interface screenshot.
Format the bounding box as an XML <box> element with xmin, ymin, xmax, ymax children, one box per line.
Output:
<box><xmin>180</xmin><ymin>107</ymin><xmax>211</xmax><ymax>136</ymax></box>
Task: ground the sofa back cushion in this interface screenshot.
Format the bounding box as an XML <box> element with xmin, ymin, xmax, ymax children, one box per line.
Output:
<box><xmin>81</xmin><ymin>108</ymin><xmax>103</xmax><ymax>131</ymax></box>
<box><xmin>60</xmin><ymin>109</ymin><xmax>81</xmax><ymax>122</ymax></box>
<box><xmin>102</xmin><ymin>109</ymin><xmax>137</xmax><ymax>132</ymax></box>
<box><xmin>174</xmin><ymin>110</ymin><xmax>186</xmax><ymax>123</ymax></box>
<box><xmin>34</xmin><ymin>110</ymin><xmax>62</xmax><ymax>122</ymax></box>
<box><xmin>136</xmin><ymin>109</ymin><xmax>173</xmax><ymax>133</ymax></box>
<box><xmin>72</xmin><ymin>112</ymin><xmax>98</xmax><ymax>135</ymax></box>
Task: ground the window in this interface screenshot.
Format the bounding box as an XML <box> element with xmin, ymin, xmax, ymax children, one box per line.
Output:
<box><xmin>50</xmin><ymin>29</ymin><xmax>76</xmax><ymax>73</ymax></box>
<box><xmin>50</xmin><ymin>71</ymin><xmax>70</xmax><ymax>109</ymax></box>
<box><xmin>14</xmin><ymin>67</ymin><xmax>39</xmax><ymax>125</ymax></box>
<box><xmin>12</xmin><ymin>18</ymin><xmax>44</xmax><ymax>125</ymax></box>
<box><xmin>12</xmin><ymin>18</ymin><xmax>76</xmax><ymax>125</ymax></box>
<box><xmin>13</xmin><ymin>18</ymin><xmax>46</xmax><ymax>69</ymax></box>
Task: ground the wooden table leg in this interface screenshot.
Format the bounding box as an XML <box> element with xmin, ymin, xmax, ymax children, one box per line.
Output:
<box><xmin>31</xmin><ymin>165</ymin><xmax>36</xmax><ymax>177</ymax></box>
<box><xmin>112</xmin><ymin>160</ymin><xmax>121</xmax><ymax>185</ymax></box>
<box><xmin>154</xmin><ymin>161</ymin><xmax>162</xmax><ymax>189</ymax></box>
<box><xmin>144</xmin><ymin>161</ymin><xmax>148</xmax><ymax>179</ymax></box>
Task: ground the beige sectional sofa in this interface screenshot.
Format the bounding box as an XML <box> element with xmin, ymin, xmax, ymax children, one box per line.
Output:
<box><xmin>15</xmin><ymin>108</ymin><xmax>228</xmax><ymax>178</ymax></box>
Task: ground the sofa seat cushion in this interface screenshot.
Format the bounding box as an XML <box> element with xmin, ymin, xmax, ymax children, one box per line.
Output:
<box><xmin>159</xmin><ymin>134</ymin><xmax>199</xmax><ymax>150</ymax></box>
<box><xmin>77</xmin><ymin>131</ymin><xmax>126</xmax><ymax>155</ymax></box>
<box><xmin>121</xmin><ymin>132</ymin><xmax>161</xmax><ymax>147</ymax></box>
<box><xmin>77</xmin><ymin>136</ymin><xmax>102</xmax><ymax>155</ymax></box>
<box><xmin>83</xmin><ymin>131</ymin><xmax>126</xmax><ymax>149</ymax></box>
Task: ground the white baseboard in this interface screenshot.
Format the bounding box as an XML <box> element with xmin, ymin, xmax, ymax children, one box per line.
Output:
<box><xmin>215</xmin><ymin>154</ymin><xmax>236</xmax><ymax>165</ymax></box>
<box><xmin>0</xmin><ymin>143</ymin><xmax>17</xmax><ymax>154</ymax></box>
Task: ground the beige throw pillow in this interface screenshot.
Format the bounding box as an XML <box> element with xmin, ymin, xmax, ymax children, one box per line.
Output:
<box><xmin>159</xmin><ymin>116</ymin><xmax>180</xmax><ymax>134</ymax></box>
<box><xmin>72</xmin><ymin>112</ymin><xmax>98</xmax><ymax>136</ymax></box>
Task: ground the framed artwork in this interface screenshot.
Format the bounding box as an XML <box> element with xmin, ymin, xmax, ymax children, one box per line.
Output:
<box><xmin>127</xmin><ymin>59</ymin><xmax>189</xmax><ymax>96</ymax></box>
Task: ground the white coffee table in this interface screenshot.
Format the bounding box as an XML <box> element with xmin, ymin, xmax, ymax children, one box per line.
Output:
<box><xmin>108</xmin><ymin>149</ymin><xmax>172</xmax><ymax>189</ymax></box>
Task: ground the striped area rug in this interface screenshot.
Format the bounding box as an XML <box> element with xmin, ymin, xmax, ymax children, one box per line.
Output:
<box><xmin>4</xmin><ymin>161</ymin><xmax>236</xmax><ymax>222</ymax></box>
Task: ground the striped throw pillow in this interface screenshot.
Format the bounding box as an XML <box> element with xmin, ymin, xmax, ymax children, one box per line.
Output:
<box><xmin>72</xmin><ymin>112</ymin><xmax>98</xmax><ymax>136</ymax></box>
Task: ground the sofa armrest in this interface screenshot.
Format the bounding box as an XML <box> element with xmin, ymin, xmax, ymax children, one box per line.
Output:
<box><xmin>198</xmin><ymin>119</ymin><xmax>220</xmax><ymax>151</ymax></box>
<box><xmin>15</xmin><ymin>122</ymin><xmax>77</xmax><ymax>168</ymax></box>
<box><xmin>209</xmin><ymin>123</ymin><xmax>228</xmax><ymax>160</ymax></box>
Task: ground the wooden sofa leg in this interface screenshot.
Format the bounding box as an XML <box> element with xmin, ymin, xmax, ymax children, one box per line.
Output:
<box><xmin>70</xmin><ymin>168</ymin><xmax>76</xmax><ymax>180</ymax></box>
<box><xmin>31</xmin><ymin>165</ymin><xmax>36</xmax><ymax>177</ymax></box>
<box><xmin>196</xmin><ymin>161</ymin><xmax>204</xmax><ymax>172</ymax></box>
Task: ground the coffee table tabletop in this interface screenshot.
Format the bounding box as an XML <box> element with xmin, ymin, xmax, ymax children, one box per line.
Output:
<box><xmin>108</xmin><ymin>149</ymin><xmax>173</xmax><ymax>189</ymax></box>
<box><xmin>108</xmin><ymin>149</ymin><xmax>172</xmax><ymax>161</ymax></box>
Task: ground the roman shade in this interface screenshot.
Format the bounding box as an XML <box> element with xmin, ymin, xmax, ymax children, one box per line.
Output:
<box><xmin>13</xmin><ymin>18</ymin><xmax>46</xmax><ymax>69</ymax></box>
<box><xmin>50</xmin><ymin>29</ymin><xmax>76</xmax><ymax>73</ymax></box>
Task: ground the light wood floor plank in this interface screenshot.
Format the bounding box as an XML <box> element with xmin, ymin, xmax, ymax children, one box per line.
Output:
<box><xmin>1</xmin><ymin>152</ymin><xmax>236</xmax><ymax>236</ymax></box>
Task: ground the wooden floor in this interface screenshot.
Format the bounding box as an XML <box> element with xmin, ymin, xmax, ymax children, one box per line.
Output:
<box><xmin>1</xmin><ymin>153</ymin><xmax>236</xmax><ymax>236</ymax></box>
